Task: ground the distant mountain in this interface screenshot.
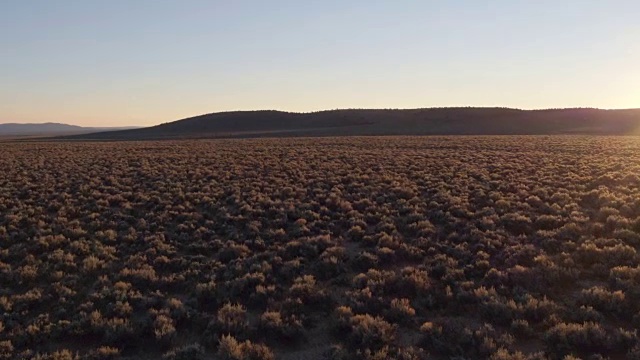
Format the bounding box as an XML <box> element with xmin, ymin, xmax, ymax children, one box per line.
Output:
<box><xmin>65</xmin><ymin>107</ymin><xmax>640</xmax><ymax>140</ymax></box>
<box><xmin>0</xmin><ymin>123</ymin><xmax>139</xmax><ymax>137</ymax></box>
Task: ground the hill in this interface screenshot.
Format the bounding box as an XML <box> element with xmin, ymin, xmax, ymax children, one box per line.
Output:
<box><xmin>65</xmin><ymin>108</ymin><xmax>640</xmax><ymax>140</ymax></box>
<box><xmin>0</xmin><ymin>123</ymin><xmax>139</xmax><ymax>137</ymax></box>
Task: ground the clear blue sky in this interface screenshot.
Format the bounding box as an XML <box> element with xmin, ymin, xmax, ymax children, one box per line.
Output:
<box><xmin>1</xmin><ymin>1</ymin><xmax>639</xmax><ymax>126</ymax></box>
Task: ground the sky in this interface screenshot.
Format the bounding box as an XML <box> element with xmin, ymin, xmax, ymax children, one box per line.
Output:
<box><xmin>1</xmin><ymin>1</ymin><xmax>639</xmax><ymax>127</ymax></box>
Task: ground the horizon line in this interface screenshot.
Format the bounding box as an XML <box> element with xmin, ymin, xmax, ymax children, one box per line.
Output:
<box><xmin>3</xmin><ymin>106</ymin><xmax>640</xmax><ymax>127</ymax></box>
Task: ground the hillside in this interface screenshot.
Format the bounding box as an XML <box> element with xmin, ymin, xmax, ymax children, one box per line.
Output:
<box><xmin>65</xmin><ymin>108</ymin><xmax>640</xmax><ymax>140</ymax></box>
<box><xmin>0</xmin><ymin>123</ymin><xmax>139</xmax><ymax>137</ymax></box>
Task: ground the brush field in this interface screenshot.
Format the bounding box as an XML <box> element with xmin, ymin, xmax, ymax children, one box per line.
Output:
<box><xmin>1</xmin><ymin>137</ymin><xmax>640</xmax><ymax>359</ymax></box>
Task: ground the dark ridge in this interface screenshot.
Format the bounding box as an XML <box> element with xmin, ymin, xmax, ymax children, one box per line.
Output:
<box><xmin>62</xmin><ymin>107</ymin><xmax>640</xmax><ymax>140</ymax></box>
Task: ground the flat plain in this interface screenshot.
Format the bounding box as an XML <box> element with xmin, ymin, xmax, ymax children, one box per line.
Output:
<box><xmin>1</xmin><ymin>136</ymin><xmax>640</xmax><ymax>359</ymax></box>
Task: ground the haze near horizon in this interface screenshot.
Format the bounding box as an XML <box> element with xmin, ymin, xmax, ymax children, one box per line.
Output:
<box><xmin>1</xmin><ymin>1</ymin><xmax>639</xmax><ymax>127</ymax></box>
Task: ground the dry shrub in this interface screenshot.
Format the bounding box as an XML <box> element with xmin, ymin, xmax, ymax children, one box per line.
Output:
<box><xmin>217</xmin><ymin>335</ymin><xmax>274</xmax><ymax>360</ymax></box>
<box><xmin>258</xmin><ymin>310</ymin><xmax>304</xmax><ymax>342</ymax></box>
<box><xmin>348</xmin><ymin>314</ymin><xmax>396</xmax><ymax>350</ymax></box>
<box><xmin>162</xmin><ymin>343</ymin><xmax>205</xmax><ymax>360</ymax></box>
<box><xmin>211</xmin><ymin>303</ymin><xmax>248</xmax><ymax>337</ymax></box>
<box><xmin>387</xmin><ymin>298</ymin><xmax>416</xmax><ymax>324</ymax></box>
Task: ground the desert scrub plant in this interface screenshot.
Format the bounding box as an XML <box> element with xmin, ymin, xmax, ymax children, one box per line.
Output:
<box><xmin>153</xmin><ymin>313</ymin><xmax>177</xmax><ymax>344</ymax></box>
<box><xmin>30</xmin><ymin>349</ymin><xmax>80</xmax><ymax>359</ymax></box>
<box><xmin>87</xmin><ymin>346</ymin><xmax>120</xmax><ymax>359</ymax></box>
<box><xmin>510</xmin><ymin>319</ymin><xmax>534</xmax><ymax>338</ymax></box>
<box><xmin>419</xmin><ymin>320</ymin><xmax>514</xmax><ymax>358</ymax></box>
<box><xmin>332</xmin><ymin>305</ymin><xmax>354</xmax><ymax>333</ymax></box>
<box><xmin>352</xmin><ymin>251</ymin><xmax>379</xmax><ymax>272</ymax></box>
<box><xmin>315</xmin><ymin>246</ymin><xmax>348</xmax><ymax>279</ymax></box>
<box><xmin>217</xmin><ymin>334</ymin><xmax>274</xmax><ymax>360</ymax></box>
<box><xmin>500</xmin><ymin>213</ymin><xmax>532</xmax><ymax>235</ymax></box>
<box><xmin>195</xmin><ymin>279</ymin><xmax>218</xmax><ymax>309</ymax></box>
<box><xmin>489</xmin><ymin>348</ymin><xmax>546</xmax><ymax>360</ymax></box>
<box><xmin>258</xmin><ymin>310</ymin><xmax>304</xmax><ymax>342</ymax></box>
<box><xmin>0</xmin><ymin>341</ymin><xmax>13</xmax><ymax>359</ymax></box>
<box><xmin>386</xmin><ymin>298</ymin><xmax>416</xmax><ymax>324</ymax></box>
<box><xmin>347</xmin><ymin>314</ymin><xmax>396</xmax><ymax>350</ymax></box>
<box><xmin>393</xmin><ymin>266</ymin><xmax>431</xmax><ymax>298</ymax></box>
<box><xmin>206</xmin><ymin>303</ymin><xmax>248</xmax><ymax>340</ymax></box>
<box><xmin>228</xmin><ymin>272</ymin><xmax>267</xmax><ymax>299</ymax></box>
<box><xmin>162</xmin><ymin>343</ymin><xmax>205</xmax><ymax>360</ymax></box>
<box><xmin>544</xmin><ymin>322</ymin><xmax>635</xmax><ymax>358</ymax></box>
<box><xmin>218</xmin><ymin>243</ymin><xmax>251</xmax><ymax>263</ymax></box>
<box><xmin>352</xmin><ymin>345</ymin><xmax>427</xmax><ymax>360</ymax></box>
<box><xmin>248</xmin><ymin>284</ymin><xmax>278</xmax><ymax>308</ymax></box>
<box><xmin>576</xmin><ymin>286</ymin><xmax>626</xmax><ymax>315</ymax></box>
<box><xmin>288</xmin><ymin>275</ymin><xmax>332</xmax><ymax>312</ymax></box>
<box><xmin>565</xmin><ymin>305</ymin><xmax>605</xmax><ymax>324</ymax></box>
